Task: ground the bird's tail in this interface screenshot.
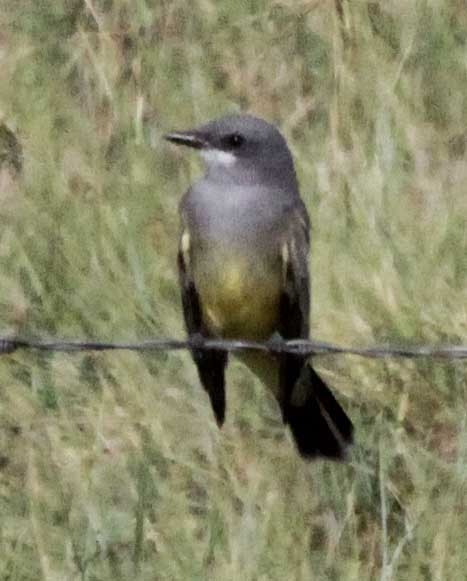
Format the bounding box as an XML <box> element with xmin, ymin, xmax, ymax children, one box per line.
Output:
<box><xmin>285</xmin><ymin>365</ymin><xmax>354</xmax><ymax>460</ymax></box>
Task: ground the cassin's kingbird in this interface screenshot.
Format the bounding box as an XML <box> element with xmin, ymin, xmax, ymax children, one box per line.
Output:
<box><xmin>165</xmin><ymin>114</ymin><xmax>353</xmax><ymax>460</ymax></box>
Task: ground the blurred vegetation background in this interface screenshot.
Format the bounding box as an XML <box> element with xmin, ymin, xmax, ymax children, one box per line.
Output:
<box><xmin>1</xmin><ymin>1</ymin><xmax>467</xmax><ymax>579</ymax></box>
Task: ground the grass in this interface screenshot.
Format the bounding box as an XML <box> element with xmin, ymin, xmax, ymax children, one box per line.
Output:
<box><xmin>1</xmin><ymin>0</ymin><xmax>467</xmax><ymax>579</ymax></box>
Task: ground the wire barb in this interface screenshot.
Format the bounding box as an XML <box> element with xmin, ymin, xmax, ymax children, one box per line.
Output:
<box><xmin>1</xmin><ymin>335</ymin><xmax>467</xmax><ymax>359</ymax></box>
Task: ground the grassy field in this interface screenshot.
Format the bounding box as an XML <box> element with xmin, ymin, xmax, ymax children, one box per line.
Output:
<box><xmin>1</xmin><ymin>1</ymin><xmax>467</xmax><ymax>579</ymax></box>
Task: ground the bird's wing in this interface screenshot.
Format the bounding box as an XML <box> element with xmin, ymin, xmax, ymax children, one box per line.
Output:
<box><xmin>280</xmin><ymin>202</ymin><xmax>311</xmax><ymax>339</ymax></box>
<box><xmin>177</xmin><ymin>214</ymin><xmax>228</xmax><ymax>426</ymax></box>
<box><xmin>278</xmin><ymin>202</ymin><xmax>354</xmax><ymax>459</ymax></box>
<box><xmin>277</xmin><ymin>202</ymin><xmax>311</xmax><ymax>410</ymax></box>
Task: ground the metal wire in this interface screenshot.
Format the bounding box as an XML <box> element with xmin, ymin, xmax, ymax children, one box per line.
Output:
<box><xmin>1</xmin><ymin>335</ymin><xmax>467</xmax><ymax>359</ymax></box>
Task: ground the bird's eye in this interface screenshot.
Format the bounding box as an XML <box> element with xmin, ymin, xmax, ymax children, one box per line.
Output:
<box><xmin>224</xmin><ymin>133</ymin><xmax>244</xmax><ymax>148</ymax></box>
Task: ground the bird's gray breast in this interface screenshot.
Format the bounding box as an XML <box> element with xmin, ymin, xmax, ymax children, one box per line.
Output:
<box><xmin>182</xmin><ymin>181</ymin><xmax>293</xmax><ymax>252</ymax></box>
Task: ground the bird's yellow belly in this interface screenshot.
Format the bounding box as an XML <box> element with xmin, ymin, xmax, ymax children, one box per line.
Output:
<box><xmin>195</xmin><ymin>258</ymin><xmax>281</xmax><ymax>340</ymax></box>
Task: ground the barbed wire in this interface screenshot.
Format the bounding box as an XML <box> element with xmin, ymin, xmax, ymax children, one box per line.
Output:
<box><xmin>1</xmin><ymin>335</ymin><xmax>467</xmax><ymax>359</ymax></box>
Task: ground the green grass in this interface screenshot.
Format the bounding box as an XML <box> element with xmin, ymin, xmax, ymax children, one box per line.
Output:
<box><xmin>1</xmin><ymin>1</ymin><xmax>467</xmax><ymax>579</ymax></box>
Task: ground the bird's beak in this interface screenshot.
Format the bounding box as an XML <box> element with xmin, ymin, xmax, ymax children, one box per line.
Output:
<box><xmin>164</xmin><ymin>130</ymin><xmax>208</xmax><ymax>149</ymax></box>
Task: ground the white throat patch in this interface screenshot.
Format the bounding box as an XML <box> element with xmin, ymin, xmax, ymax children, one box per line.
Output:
<box><xmin>201</xmin><ymin>149</ymin><xmax>237</xmax><ymax>167</ymax></box>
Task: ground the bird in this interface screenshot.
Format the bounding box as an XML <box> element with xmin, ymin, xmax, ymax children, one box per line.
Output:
<box><xmin>165</xmin><ymin>114</ymin><xmax>353</xmax><ymax>460</ymax></box>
